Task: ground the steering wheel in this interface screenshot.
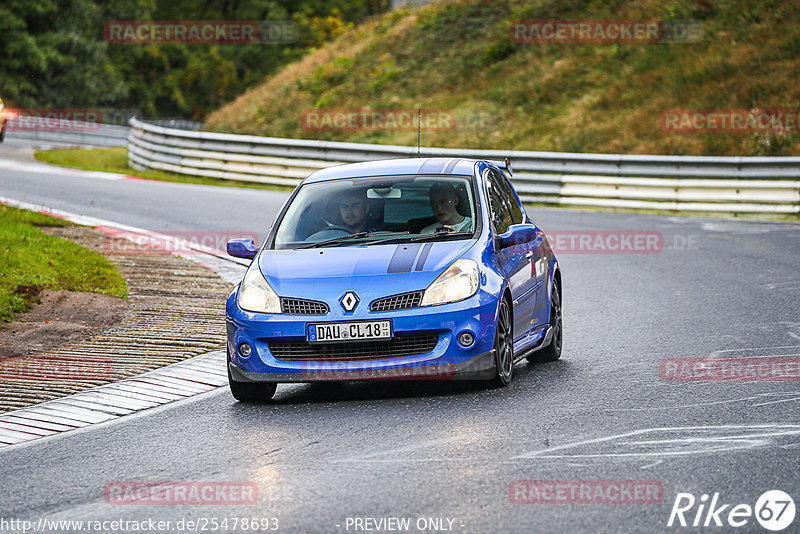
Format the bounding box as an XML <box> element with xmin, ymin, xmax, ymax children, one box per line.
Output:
<box><xmin>307</xmin><ymin>225</ymin><xmax>354</xmax><ymax>241</ymax></box>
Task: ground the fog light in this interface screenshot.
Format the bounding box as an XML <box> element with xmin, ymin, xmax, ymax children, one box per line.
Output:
<box><xmin>238</xmin><ymin>342</ymin><xmax>252</xmax><ymax>357</ymax></box>
<box><xmin>458</xmin><ymin>332</ymin><xmax>475</xmax><ymax>347</ymax></box>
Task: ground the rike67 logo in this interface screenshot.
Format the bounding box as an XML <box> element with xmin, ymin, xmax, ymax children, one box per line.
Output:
<box><xmin>668</xmin><ymin>490</ymin><xmax>795</xmax><ymax>531</ymax></box>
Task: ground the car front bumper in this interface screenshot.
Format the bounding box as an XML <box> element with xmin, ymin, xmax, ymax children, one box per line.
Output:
<box><xmin>226</xmin><ymin>289</ymin><xmax>500</xmax><ymax>382</ymax></box>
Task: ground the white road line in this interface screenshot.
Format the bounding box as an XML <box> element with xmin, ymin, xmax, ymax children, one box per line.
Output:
<box><xmin>640</xmin><ymin>460</ymin><xmax>663</xmax><ymax>470</ymax></box>
<box><xmin>512</xmin><ymin>424</ymin><xmax>800</xmax><ymax>460</ymax></box>
<box><xmin>606</xmin><ymin>392</ymin><xmax>800</xmax><ymax>412</ymax></box>
<box><xmin>750</xmin><ymin>396</ymin><xmax>800</xmax><ymax>407</ymax></box>
<box><xmin>713</xmin><ymin>345</ymin><xmax>800</xmax><ymax>354</ymax></box>
<box><xmin>0</xmin><ymin>159</ymin><xmax>126</xmax><ymax>180</ymax></box>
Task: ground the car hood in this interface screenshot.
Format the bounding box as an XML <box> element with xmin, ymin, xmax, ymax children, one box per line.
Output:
<box><xmin>257</xmin><ymin>240</ymin><xmax>475</xmax><ymax>297</ymax></box>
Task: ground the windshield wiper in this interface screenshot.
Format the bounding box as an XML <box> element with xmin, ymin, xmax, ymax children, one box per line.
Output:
<box><xmin>298</xmin><ymin>231</ymin><xmax>410</xmax><ymax>249</ymax></box>
<box><xmin>367</xmin><ymin>230</ymin><xmax>474</xmax><ymax>246</ymax></box>
<box><xmin>405</xmin><ymin>231</ymin><xmax>474</xmax><ymax>243</ymax></box>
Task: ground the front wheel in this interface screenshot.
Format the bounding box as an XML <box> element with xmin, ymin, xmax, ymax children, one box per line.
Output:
<box><xmin>228</xmin><ymin>363</ymin><xmax>277</xmax><ymax>402</ymax></box>
<box><xmin>528</xmin><ymin>278</ymin><xmax>562</xmax><ymax>362</ymax></box>
<box><xmin>490</xmin><ymin>299</ymin><xmax>514</xmax><ymax>387</ymax></box>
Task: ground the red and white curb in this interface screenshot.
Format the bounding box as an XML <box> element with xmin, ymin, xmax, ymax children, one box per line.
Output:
<box><xmin>0</xmin><ymin>349</ymin><xmax>228</xmax><ymax>447</ymax></box>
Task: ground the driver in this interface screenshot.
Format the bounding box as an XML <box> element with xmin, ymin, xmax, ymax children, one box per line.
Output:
<box><xmin>338</xmin><ymin>189</ymin><xmax>371</xmax><ymax>233</ymax></box>
<box><xmin>422</xmin><ymin>182</ymin><xmax>472</xmax><ymax>233</ymax></box>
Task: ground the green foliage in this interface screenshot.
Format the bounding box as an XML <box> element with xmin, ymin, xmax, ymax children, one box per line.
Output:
<box><xmin>293</xmin><ymin>8</ymin><xmax>354</xmax><ymax>49</ymax></box>
<box><xmin>368</xmin><ymin>53</ymin><xmax>402</xmax><ymax>91</ymax></box>
<box><xmin>482</xmin><ymin>39</ymin><xmax>518</xmax><ymax>65</ymax></box>
<box><xmin>297</xmin><ymin>56</ymin><xmax>356</xmax><ymax>101</ymax></box>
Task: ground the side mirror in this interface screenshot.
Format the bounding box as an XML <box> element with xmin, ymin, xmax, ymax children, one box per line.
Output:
<box><xmin>227</xmin><ymin>238</ymin><xmax>258</xmax><ymax>260</ymax></box>
<box><xmin>498</xmin><ymin>223</ymin><xmax>539</xmax><ymax>249</ymax></box>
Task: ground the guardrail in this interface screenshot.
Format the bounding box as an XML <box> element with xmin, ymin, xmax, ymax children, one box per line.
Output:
<box><xmin>127</xmin><ymin>117</ymin><xmax>800</xmax><ymax>214</ymax></box>
<box><xmin>7</xmin><ymin>117</ymin><xmax>130</xmax><ymax>147</ymax></box>
<box><xmin>5</xmin><ymin>116</ymin><xmax>199</xmax><ymax>147</ymax></box>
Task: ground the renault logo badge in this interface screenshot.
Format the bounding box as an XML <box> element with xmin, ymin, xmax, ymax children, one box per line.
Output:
<box><xmin>340</xmin><ymin>292</ymin><xmax>359</xmax><ymax>312</ymax></box>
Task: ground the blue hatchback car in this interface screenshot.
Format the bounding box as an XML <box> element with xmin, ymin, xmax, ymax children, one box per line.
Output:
<box><xmin>225</xmin><ymin>158</ymin><xmax>561</xmax><ymax>401</ymax></box>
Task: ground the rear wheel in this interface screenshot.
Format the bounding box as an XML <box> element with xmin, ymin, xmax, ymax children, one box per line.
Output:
<box><xmin>528</xmin><ymin>279</ymin><xmax>562</xmax><ymax>362</ymax></box>
<box><xmin>227</xmin><ymin>357</ymin><xmax>277</xmax><ymax>402</ymax></box>
<box><xmin>490</xmin><ymin>299</ymin><xmax>514</xmax><ymax>387</ymax></box>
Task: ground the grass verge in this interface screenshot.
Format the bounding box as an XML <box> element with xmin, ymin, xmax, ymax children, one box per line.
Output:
<box><xmin>33</xmin><ymin>147</ymin><xmax>294</xmax><ymax>191</ymax></box>
<box><xmin>0</xmin><ymin>204</ymin><xmax>128</xmax><ymax>323</ymax></box>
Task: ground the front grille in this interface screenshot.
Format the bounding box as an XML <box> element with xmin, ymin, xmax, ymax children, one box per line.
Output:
<box><xmin>268</xmin><ymin>333</ymin><xmax>439</xmax><ymax>361</ymax></box>
<box><xmin>281</xmin><ymin>298</ymin><xmax>329</xmax><ymax>315</ymax></box>
<box><xmin>370</xmin><ymin>291</ymin><xmax>423</xmax><ymax>312</ymax></box>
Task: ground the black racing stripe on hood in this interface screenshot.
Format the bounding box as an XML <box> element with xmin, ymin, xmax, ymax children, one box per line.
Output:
<box><xmin>388</xmin><ymin>243</ymin><xmax>421</xmax><ymax>273</ymax></box>
<box><xmin>443</xmin><ymin>158</ymin><xmax>461</xmax><ymax>174</ymax></box>
<box><xmin>418</xmin><ymin>158</ymin><xmax>450</xmax><ymax>174</ymax></box>
<box><xmin>415</xmin><ymin>243</ymin><xmax>433</xmax><ymax>271</ymax></box>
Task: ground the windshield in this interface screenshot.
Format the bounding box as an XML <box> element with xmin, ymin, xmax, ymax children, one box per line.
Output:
<box><xmin>272</xmin><ymin>175</ymin><xmax>477</xmax><ymax>250</ymax></box>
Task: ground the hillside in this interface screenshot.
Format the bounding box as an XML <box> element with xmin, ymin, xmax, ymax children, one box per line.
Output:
<box><xmin>204</xmin><ymin>0</ymin><xmax>800</xmax><ymax>156</ymax></box>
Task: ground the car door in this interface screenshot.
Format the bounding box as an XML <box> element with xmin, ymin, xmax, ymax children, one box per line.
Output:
<box><xmin>486</xmin><ymin>169</ymin><xmax>536</xmax><ymax>341</ymax></box>
<box><xmin>527</xmin><ymin>225</ymin><xmax>549</xmax><ymax>328</ymax></box>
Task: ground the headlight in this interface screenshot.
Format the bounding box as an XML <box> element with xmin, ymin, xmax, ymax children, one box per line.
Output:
<box><xmin>421</xmin><ymin>259</ymin><xmax>479</xmax><ymax>306</ymax></box>
<box><xmin>238</xmin><ymin>262</ymin><xmax>281</xmax><ymax>313</ymax></box>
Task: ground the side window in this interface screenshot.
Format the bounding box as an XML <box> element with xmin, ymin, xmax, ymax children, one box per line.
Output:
<box><xmin>494</xmin><ymin>171</ymin><xmax>523</xmax><ymax>225</ymax></box>
<box><xmin>486</xmin><ymin>170</ymin><xmax>513</xmax><ymax>234</ymax></box>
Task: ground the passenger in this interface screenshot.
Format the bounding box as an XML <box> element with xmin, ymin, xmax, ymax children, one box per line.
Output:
<box><xmin>422</xmin><ymin>182</ymin><xmax>472</xmax><ymax>233</ymax></box>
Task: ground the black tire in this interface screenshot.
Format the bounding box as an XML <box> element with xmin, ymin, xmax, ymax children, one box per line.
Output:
<box><xmin>0</xmin><ymin>121</ymin><xmax>6</xmax><ymax>143</ymax></box>
<box><xmin>228</xmin><ymin>362</ymin><xmax>277</xmax><ymax>402</ymax></box>
<box><xmin>490</xmin><ymin>299</ymin><xmax>514</xmax><ymax>387</ymax></box>
<box><xmin>528</xmin><ymin>278</ymin><xmax>562</xmax><ymax>362</ymax></box>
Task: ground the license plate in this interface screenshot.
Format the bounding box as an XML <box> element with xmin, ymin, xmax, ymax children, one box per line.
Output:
<box><xmin>308</xmin><ymin>320</ymin><xmax>392</xmax><ymax>343</ymax></box>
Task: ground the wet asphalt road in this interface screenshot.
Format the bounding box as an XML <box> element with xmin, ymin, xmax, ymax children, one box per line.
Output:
<box><xmin>1</xmin><ymin>141</ymin><xmax>799</xmax><ymax>533</ymax></box>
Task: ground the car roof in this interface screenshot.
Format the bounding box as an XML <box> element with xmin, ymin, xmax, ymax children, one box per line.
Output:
<box><xmin>303</xmin><ymin>158</ymin><xmax>481</xmax><ymax>184</ymax></box>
